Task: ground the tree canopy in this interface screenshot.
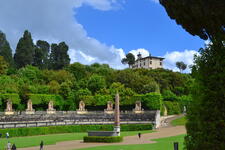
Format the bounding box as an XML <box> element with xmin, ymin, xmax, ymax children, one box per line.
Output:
<box><xmin>159</xmin><ymin>0</ymin><xmax>225</xmax><ymax>41</ymax></box>
<box><xmin>0</xmin><ymin>31</ymin><xmax>13</xmax><ymax>66</ymax></box>
<box><xmin>176</xmin><ymin>61</ymin><xmax>187</xmax><ymax>73</ymax></box>
<box><xmin>121</xmin><ymin>53</ymin><xmax>135</xmax><ymax>68</ymax></box>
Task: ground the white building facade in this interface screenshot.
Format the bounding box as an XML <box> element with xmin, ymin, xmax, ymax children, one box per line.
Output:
<box><xmin>131</xmin><ymin>53</ymin><xmax>164</xmax><ymax>69</ymax></box>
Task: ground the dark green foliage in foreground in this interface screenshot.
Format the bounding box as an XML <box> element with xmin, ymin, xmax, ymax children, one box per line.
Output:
<box><xmin>84</xmin><ymin>136</ymin><xmax>123</xmax><ymax>143</ymax></box>
<box><xmin>185</xmin><ymin>42</ymin><xmax>225</xmax><ymax>150</ymax></box>
<box><xmin>160</xmin><ymin>0</ymin><xmax>225</xmax><ymax>149</ymax></box>
<box><xmin>159</xmin><ymin>0</ymin><xmax>225</xmax><ymax>41</ymax></box>
<box><xmin>0</xmin><ymin>124</ymin><xmax>152</xmax><ymax>137</ymax></box>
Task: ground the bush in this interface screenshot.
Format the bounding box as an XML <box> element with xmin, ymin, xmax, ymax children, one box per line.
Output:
<box><xmin>164</xmin><ymin>101</ymin><xmax>181</xmax><ymax>115</ymax></box>
<box><xmin>83</xmin><ymin>136</ymin><xmax>123</xmax><ymax>143</ymax></box>
<box><xmin>142</xmin><ymin>92</ymin><xmax>162</xmax><ymax>110</ymax></box>
<box><xmin>0</xmin><ymin>124</ymin><xmax>152</xmax><ymax>137</ymax></box>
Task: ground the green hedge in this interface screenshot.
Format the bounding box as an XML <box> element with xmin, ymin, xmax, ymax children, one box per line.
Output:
<box><xmin>0</xmin><ymin>124</ymin><xmax>152</xmax><ymax>138</ymax></box>
<box><xmin>143</xmin><ymin>92</ymin><xmax>162</xmax><ymax>110</ymax></box>
<box><xmin>164</xmin><ymin>101</ymin><xmax>181</xmax><ymax>115</ymax></box>
<box><xmin>83</xmin><ymin>136</ymin><xmax>123</xmax><ymax>143</ymax></box>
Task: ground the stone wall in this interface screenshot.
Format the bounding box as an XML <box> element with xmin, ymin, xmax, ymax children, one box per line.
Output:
<box><xmin>0</xmin><ymin>111</ymin><xmax>160</xmax><ymax>129</ymax></box>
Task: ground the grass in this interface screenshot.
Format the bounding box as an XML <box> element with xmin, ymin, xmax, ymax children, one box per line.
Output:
<box><xmin>77</xmin><ymin>134</ymin><xmax>186</xmax><ymax>150</ymax></box>
<box><xmin>171</xmin><ymin>116</ymin><xmax>187</xmax><ymax>126</ymax></box>
<box><xmin>0</xmin><ymin>130</ymin><xmax>153</xmax><ymax>149</ymax></box>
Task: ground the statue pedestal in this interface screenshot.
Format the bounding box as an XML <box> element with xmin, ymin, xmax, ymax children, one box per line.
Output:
<box><xmin>25</xmin><ymin>110</ymin><xmax>35</xmax><ymax>115</ymax></box>
<box><xmin>104</xmin><ymin>110</ymin><xmax>114</xmax><ymax>114</ymax></box>
<box><xmin>76</xmin><ymin>110</ymin><xmax>88</xmax><ymax>114</ymax></box>
<box><xmin>47</xmin><ymin>109</ymin><xmax>56</xmax><ymax>114</ymax></box>
<box><xmin>4</xmin><ymin>111</ymin><xmax>14</xmax><ymax>115</ymax></box>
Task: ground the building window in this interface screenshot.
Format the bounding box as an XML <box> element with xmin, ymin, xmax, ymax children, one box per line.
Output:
<box><xmin>150</xmin><ymin>61</ymin><xmax>152</xmax><ymax>64</ymax></box>
<box><xmin>160</xmin><ymin>62</ymin><xmax>162</xmax><ymax>66</ymax></box>
<box><xmin>144</xmin><ymin>62</ymin><xmax>145</xmax><ymax>65</ymax></box>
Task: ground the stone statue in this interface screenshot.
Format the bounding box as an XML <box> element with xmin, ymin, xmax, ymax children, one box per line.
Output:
<box><xmin>104</xmin><ymin>101</ymin><xmax>114</xmax><ymax>114</ymax></box>
<box><xmin>27</xmin><ymin>100</ymin><xmax>33</xmax><ymax>111</ymax></box>
<box><xmin>48</xmin><ymin>101</ymin><xmax>54</xmax><ymax>110</ymax></box>
<box><xmin>5</xmin><ymin>100</ymin><xmax>14</xmax><ymax>115</ymax></box>
<box><xmin>26</xmin><ymin>100</ymin><xmax>35</xmax><ymax>114</ymax></box>
<box><xmin>47</xmin><ymin>101</ymin><xmax>56</xmax><ymax>114</ymax></box>
<box><xmin>133</xmin><ymin>101</ymin><xmax>144</xmax><ymax>113</ymax></box>
<box><xmin>79</xmin><ymin>101</ymin><xmax>85</xmax><ymax>111</ymax></box>
<box><xmin>107</xmin><ymin>101</ymin><xmax>113</xmax><ymax>111</ymax></box>
<box><xmin>77</xmin><ymin>101</ymin><xmax>87</xmax><ymax>114</ymax></box>
<box><xmin>6</xmin><ymin>100</ymin><xmax>12</xmax><ymax>111</ymax></box>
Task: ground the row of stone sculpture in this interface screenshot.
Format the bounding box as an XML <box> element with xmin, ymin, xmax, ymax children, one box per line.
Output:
<box><xmin>4</xmin><ymin>100</ymin><xmax>144</xmax><ymax>115</ymax></box>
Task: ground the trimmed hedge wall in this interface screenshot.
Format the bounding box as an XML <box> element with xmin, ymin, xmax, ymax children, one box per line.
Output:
<box><xmin>0</xmin><ymin>124</ymin><xmax>152</xmax><ymax>138</ymax></box>
<box><xmin>164</xmin><ymin>101</ymin><xmax>181</xmax><ymax>115</ymax></box>
<box><xmin>83</xmin><ymin>136</ymin><xmax>123</xmax><ymax>143</ymax></box>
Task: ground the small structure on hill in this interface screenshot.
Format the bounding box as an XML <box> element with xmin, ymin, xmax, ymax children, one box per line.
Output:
<box><xmin>133</xmin><ymin>101</ymin><xmax>144</xmax><ymax>114</ymax></box>
<box><xmin>77</xmin><ymin>101</ymin><xmax>88</xmax><ymax>114</ymax></box>
<box><xmin>26</xmin><ymin>100</ymin><xmax>35</xmax><ymax>114</ymax></box>
<box><xmin>47</xmin><ymin>101</ymin><xmax>56</xmax><ymax>114</ymax></box>
<box><xmin>104</xmin><ymin>101</ymin><xmax>114</xmax><ymax>114</ymax></box>
<box><xmin>5</xmin><ymin>100</ymin><xmax>14</xmax><ymax>115</ymax></box>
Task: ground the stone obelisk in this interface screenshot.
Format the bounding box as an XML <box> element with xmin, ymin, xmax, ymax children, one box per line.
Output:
<box><xmin>114</xmin><ymin>93</ymin><xmax>120</xmax><ymax>136</ymax></box>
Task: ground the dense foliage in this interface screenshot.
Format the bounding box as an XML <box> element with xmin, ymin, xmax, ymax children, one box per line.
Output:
<box><xmin>0</xmin><ymin>30</ymin><xmax>192</xmax><ymax>113</ymax></box>
<box><xmin>160</xmin><ymin>0</ymin><xmax>225</xmax><ymax>149</ymax></box>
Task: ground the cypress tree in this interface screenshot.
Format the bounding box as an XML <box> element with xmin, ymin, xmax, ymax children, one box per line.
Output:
<box><xmin>14</xmin><ymin>30</ymin><xmax>35</xmax><ymax>68</ymax></box>
<box><xmin>33</xmin><ymin>40</ymin><xmax>50</xmax><ymax>69</ymax></box>
<box><xmin>49</xmin><ymin>42</ymin><xmax>70</xmax><ymax>70</ymax></box>
<box><xmin>0</xmin><ymin>31</ymin><xmax>13</xmax><ymax>66</ymax></box>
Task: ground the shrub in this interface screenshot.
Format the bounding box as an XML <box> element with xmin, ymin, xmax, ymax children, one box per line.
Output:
<box><xmin>83</xmin><ymin>136</ymin><xmax>123</xmax><ymax>143</ymax></box>
<box><xmin>0</xmin><ymin>124</ymin><xmax>152</xmax><ymax>137</ymax></box>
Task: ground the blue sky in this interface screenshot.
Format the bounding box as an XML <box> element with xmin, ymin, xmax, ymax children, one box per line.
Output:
<box><xmin>76</xmin><ymin>0</ymin><xmax>204</xmax><ymax>56</ymax></box>
<box><xmin>0</xmin><ymin>0</ymin><xmax>205</xmax><ymax>72</ymax></box>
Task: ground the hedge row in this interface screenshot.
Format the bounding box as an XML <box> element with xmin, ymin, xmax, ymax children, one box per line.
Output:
<box><xmin>0</xmin><ymin>124</ymin><xmax>152</xmax><ymax>138</ymax></box>
<box><xmin>83</xmin><ymin>136</ymin><xmax>123</xmax><ymax>143</ymax></box>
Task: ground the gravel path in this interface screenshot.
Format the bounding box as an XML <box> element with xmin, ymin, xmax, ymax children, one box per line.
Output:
<box><xmin>19</xmin><ymin>115</ymin><xmax>186</xmax><ymax>150</ymax></box>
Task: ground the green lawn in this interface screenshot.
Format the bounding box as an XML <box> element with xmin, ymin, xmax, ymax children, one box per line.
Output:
<box><xmin>0</xmin><ymin>130</ymin><xmax>153</xmax><ymax>149</ymax></box>
<box><xmin>171</xmin><ymin>116</ymin><xmax>187</xmax><ymax>126</ymax></box>
<box><xmin>77</xmin><ymin>134</ymin><xmax>186</xmax><ymax>150</ymax></box>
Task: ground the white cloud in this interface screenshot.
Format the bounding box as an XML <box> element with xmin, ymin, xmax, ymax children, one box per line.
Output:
<box><xmin>0</xmin><ymin>0</ymin><xmax>125</xmax><ymax>69</ymax></box>
<box><xmin>163</xmin><ymin>50</ymin><xmax>199</xmax><ymax>73</ymax></box>
<box><xmin>129</xmin><ymin>48</ymin><xmax>150</xmax><ymax>59</ymax></box>
<box><xmin>150</xmin><ymin>0</ymin><xmax>159</xmax><ymax>3</ymax></box>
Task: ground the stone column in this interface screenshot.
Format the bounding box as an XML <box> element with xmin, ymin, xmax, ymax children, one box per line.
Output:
<box><xmin>114</xmin><ymin>93</ymin><xmax>120</xmax><ymax>136</ymax></box>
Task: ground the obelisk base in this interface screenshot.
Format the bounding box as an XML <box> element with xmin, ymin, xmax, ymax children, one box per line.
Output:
<box><xmin>114</xmin><ymin>126</ymin><xmax>120</xmax><ymax>136</ymax></box>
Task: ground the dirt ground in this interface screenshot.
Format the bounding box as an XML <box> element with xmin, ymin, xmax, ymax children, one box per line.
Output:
<box><xmin>19</xmin><ymin>115</ymin><xmax>186</xmax><ymax>150</ymax></box>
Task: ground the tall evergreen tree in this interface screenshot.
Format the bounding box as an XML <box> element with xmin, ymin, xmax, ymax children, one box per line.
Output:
<box><xmin>49</xmin><ymin>42</ymin><xmax>70</xmax><ymax>70</ymax></box>
<box><xmin>33</xmin><ymin>40</ymin><xmax>50</xmax><ymax>69</ymax></box>
<box><xmin>160</xmin><ymin>0</ymin><xmax>225</xmax><ymax>149</ymax></box>
<box><xmin>0</xmin><ymin>31</ymin><xmax>13</xmax><ymax>66</ymax></box>
<box><xmin>14</xmin><ymin>30</ymin><xmax>35</xmax><ymax>68</ymax></box>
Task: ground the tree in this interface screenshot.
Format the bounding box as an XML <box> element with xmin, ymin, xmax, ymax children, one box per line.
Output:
<box><xmin>0</xmin><ymin>31</ymin><xmax>13</xmax><ymax>66</ymax></box>
<box><xmin>176</xmin><ymin>61</ymin><xmax>187</xmax><ymax>73</ymax></box>
<box><xmin>121</xmin><ymin>53</ymin><xmax>135</xmax><ymax>68</ymax></box>
<box><xmin>33</xmin><ymin>40</ymin><xmax>50</xmax><ymax>69</ymax></box>
<box><xmin>49</xmin><ymin>42</ymin><xmax>70</xmax><ymax>70</ymax></box>
<box><xmin>0</xmin><ymin>56</ymin><xmax>8</xmax><ymax>74</ymax></box>
<box><xmin>160</xmin><ymin>0</ymin><xmax>225</xmax><ymax>149</ymax></box>
<box><xmin>159</xmin><ymin>0</ymin><xmax>225</xmax><ymax>42</ymax></box>
<box><xmin>14</xmin><ymin>30</ymin><xmax>35</xmax><ymax>68</ymax></box>
<box><xmin>87</xmin><ymin>74</ymin><xmax>106</xmax><ymax>94</ymax></box>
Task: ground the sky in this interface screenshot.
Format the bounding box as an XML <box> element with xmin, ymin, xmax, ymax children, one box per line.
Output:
<box><xmin>0</xmin><ymin>0</ymin><xmax>205</xmax><ymax>72</ymax></box>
